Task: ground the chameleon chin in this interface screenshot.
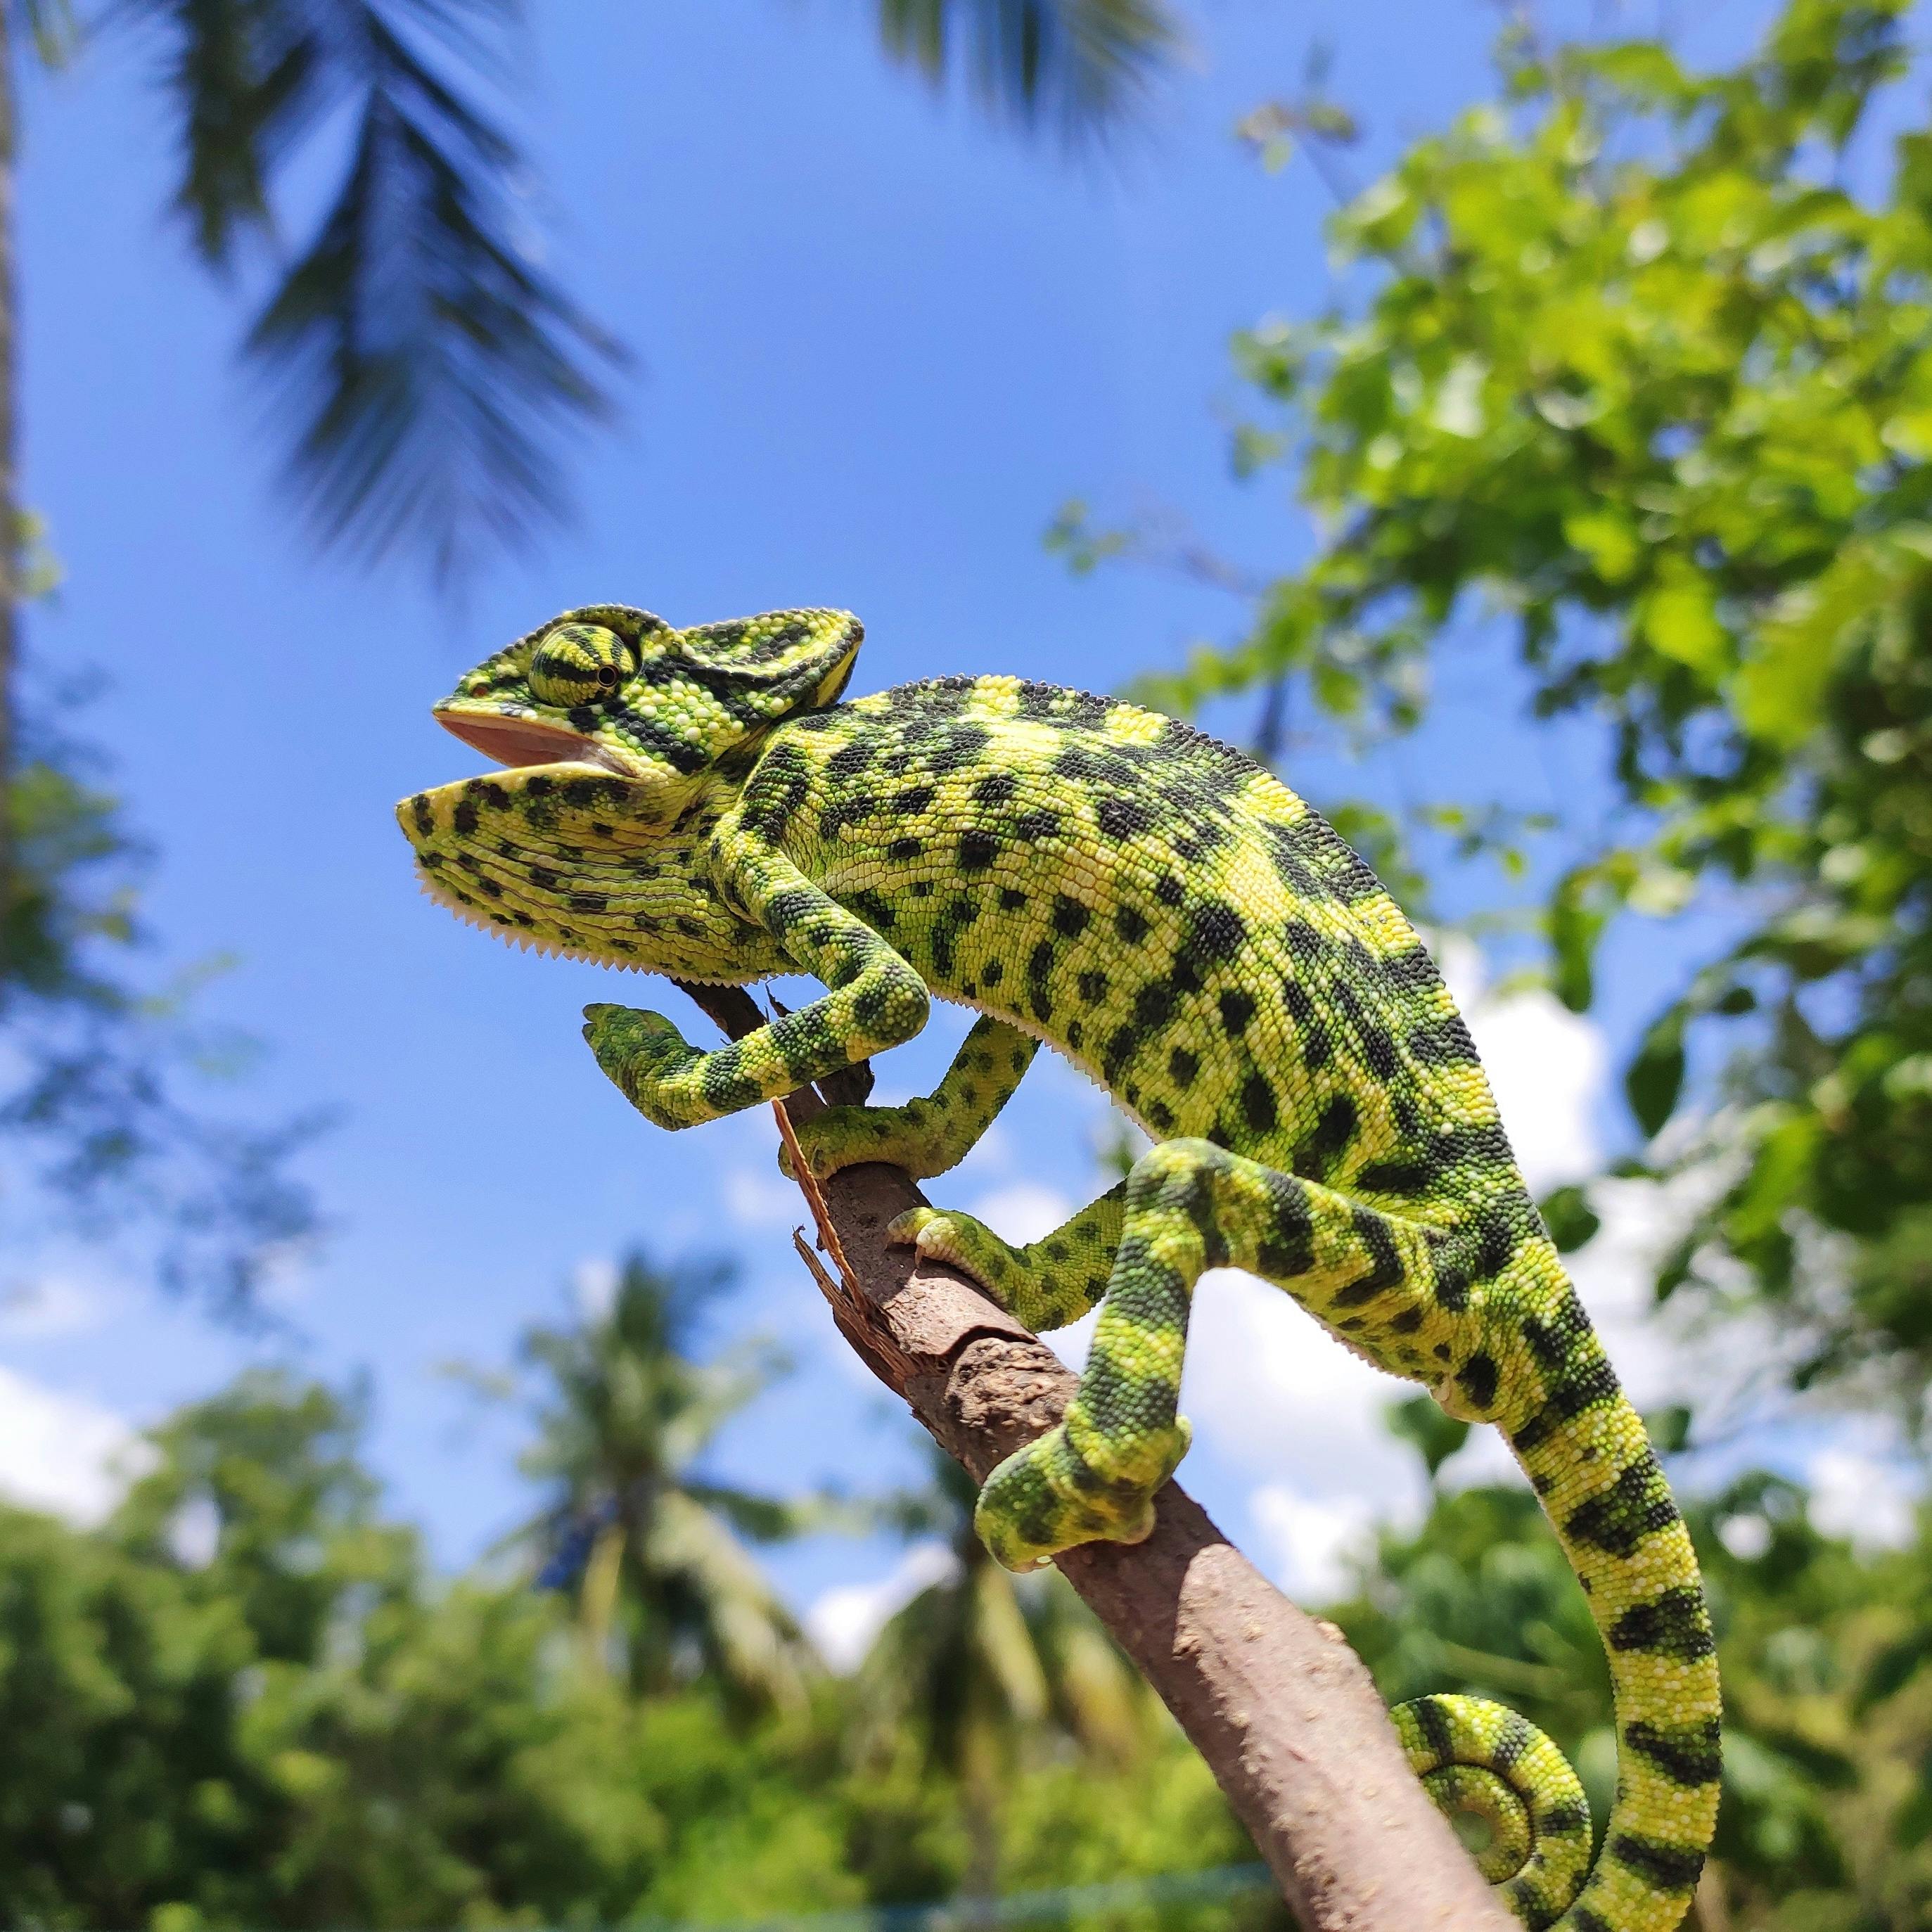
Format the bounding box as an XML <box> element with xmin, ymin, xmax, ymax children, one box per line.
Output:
<box><xmin>400</xmin><ymin>602</ymin><xmax>1720</xmax><ymax>1932</ymax></box>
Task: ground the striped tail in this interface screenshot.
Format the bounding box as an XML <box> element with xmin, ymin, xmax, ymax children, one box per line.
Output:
<box><xmin>1405</xmin><ymin>1259</ymin><xmax>1722</xmax><ymax>1932</ymax></box>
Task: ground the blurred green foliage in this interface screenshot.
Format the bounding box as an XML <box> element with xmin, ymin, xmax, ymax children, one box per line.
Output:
<box><xmin>4</xmin><ymin>1343</ymin><xmax>1929</xmax><ymax>1928</ymax></box>
<box><xmin>1066</xmin><ymin>0</ymin><xmax>1932</xmax><ymax>1400</ymax></box>
<box><xmin>0</xmin><ymin>1359</ymin><xmax>1275</xmax><ymax>1931</ymax></box>
<box><xmin>1333</xmin><ymin>1430</ymin><xmax>1932</xmax><ymax>1929</ymax></box>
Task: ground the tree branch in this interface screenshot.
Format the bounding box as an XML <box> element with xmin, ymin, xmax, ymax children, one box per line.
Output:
<box><xmin>672</xmin><ymin>980</ymin><xmax>1514</xmax><ymax>1932</ymax></box>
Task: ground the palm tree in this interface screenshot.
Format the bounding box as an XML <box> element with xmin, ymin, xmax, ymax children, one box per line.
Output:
<box><xmin>0</xmin><ymin>1</ymin><xmax>1183</xmax><ymax>1290</ymax></box>
<box><xmin>876</xmin><ymin>1</ymin><xmax>1182</xmax><ymax>139</ymax></box>
<box><xmin>515</xmin><ymin>1249</ymin><xmax>821</xmax><ymax>1713</ymax></box>
<box><xmin>855</xmin><ymin>1446</ymin><xmax>1156</xmax><ymax>1898</ymax></box>
<box><xmin>0</xmin><ymin>0</ymin><xmax>1184</xmax><ymax>851</ymax></box>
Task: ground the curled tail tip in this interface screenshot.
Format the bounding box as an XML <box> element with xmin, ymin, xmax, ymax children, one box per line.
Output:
<box><xmin>1393</xmin><ymin>1693</ymin><xmax>1592</xmax><ymax>1926</ymax></box>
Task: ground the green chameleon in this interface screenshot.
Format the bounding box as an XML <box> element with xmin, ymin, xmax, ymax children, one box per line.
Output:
<box><xmin>399</xmin><ymin>604</ymin><xmax>1720</xmax><ymax>1932</ymax></box>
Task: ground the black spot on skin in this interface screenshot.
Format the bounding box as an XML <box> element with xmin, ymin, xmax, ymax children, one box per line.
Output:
<box><xmin>1077</xmin><ymin>971</ymin><xmax>1108</xmax><ymax>1005</ymax></box>
<box><xmin>1115</xmin><ymin>906</ymin><xmax>1149</xmax><ymax>945</ymax></box>
<box><xmin>892</xmin><ymin>786</ymin><xmax>936</xmax><ymax>819</ymax></box>
<box><xmin>411</xmin><ymin>795</ymin><xmax>434</xmax><ymax>835</ymax></box>
<box><xmin>1389</xmin><ymin>1307</ymin><xmax>1424</xmax><ymax>1335</ymax></box>
<box><xmin>1053</xmin><ymin>896</ymin><xmax>1092</xmax><ymax>938</ymax></box>
<box><xmin>1360</xmin><ymin>1025</ymin><xmax>1400</xmax><ymax>1081</ymax></box>
<box><xmin>1356</xmin><ymin>1159</ymin><xmax>1425</xmax><ymax>1198</ymax></box>
<box><xmin>568</xmin><ymin>893</ymin><xmax>607</xmax><ymax>914</ymax></box>
<box><xmin>1146</xmin><ymin>1099</ymin><xmax>1175</xmax><ymax>1131</ymax></box>
<box><xmin>1457</xmin><ymin>1351</ymin><xmax>1499</xmax><ymax>1414</ymax></box>
<box><xmin>982</xmin><ymin>959</ymin><xmax>1004</xmax><ymax>987</ymax></box>
<box><xmin>1013</xmin><ymin>810</ymin><xmax>1062</xmax><ymax>841</ymax></box>
<box><xmin>1625</xmin><ymin>1717</ymin><xmax>1721</xmax><ymax>1787</ymax></box>
<box><xmin>1132</xmin><ymin>985</ymin><xmax>1176</xmax><ymax>1031</ymax></box>
<box><xmin>1027</xmin><ymin>941</ymin><xmax>1056</xmax><ymax>1021</ymax></box>
<box><xmin>1283</xmin><ymin>918</ymin><xmax>1322</xmax><ymax>961</ymax></box>
<box><xmin>1608</xmin><ymin>1587</ymin><xmax>1715</xmax><ymax>1661</ymax></box>
<box><xmin>1241</xmin><ymin>1073</ymin><xmax>1278</xmax><ymax>1134</ymax></box>
<box><xmin>1096</xmin><ymin>796</ymin><xmax>1152</xmax><ymax>840</ymax></box>
<box><xmin>1189</xmin><ymin>901</ymin><xmax>1246</xmax><ymax>960</ymax></box>
<box><xmin>887</xmin><ymin>837</ymin><xmax>923</xmax><ymax>861</ymax></box>
<box><xmin>958</xmin><ymin>830</ymin><xmax>999</xmax><ymax>871</ymax></box>
<box><xmin>1609</xmin><ymin>1835</ymin><xmax>1705</xmax><ymax>1893</ymax></box>
<box><xmin>1408</xmin><ymin>1014</ymin><xmax>1478</xmax><ymax>1066</ymax></box>
<box><xmin>1167</xmin><ymin>1047</ymin><xmax>1199</xmax><ymax>1089</ymax></box>
<box><xmin>1511</xmin><ymin>1411</ymin><xmax>1552</xmax><ymax>1454</ymax></box>
<box><xmin>1563</xmin><ymin>1453</ymin><xmax>1680</xmax><ymax>1558</ymax></box>
<box><xmin>1412</xmin><ymin>1696</ymin><xmax>1454</xmax><ymax>1765</ymax></box>
<box><xmin>1521</xmin><ymin>1312</ymin><xmax>1567</xmax><ymax>1371</ymax></box>
<box><xmin>1550</xmin><ymin>1355</ymin><xmax>1620</xmax><ymax>1420</ymax></box>
<box><xmin>453</xmin><ymin>800</ymin><xmax>480</xmax><ymax>836</ymax></box>
<box><xmin>999</xmin><ymin>888</ymin><xmax>1029</xmax><ymax>911</ymax></box>
<box><xmin>1219</xmin><ymin>989</ymin><xmax>1254</xmax><ymax>1037</ymax></box>
<box><xmin>974</xmin><ymin>772</ymin><xmax>1018</xmax><ymax>807</ymax></box>
<box><xmin>1491</xmin><ymin>1712</ymin><xmax>1533</xmax><ymax>1771</ymax></box>
<box><xmin>1292</xmin><ymin>1094</ymin><xmax>1356</xmax><ymax>1178</ymax></box>
<box><xmin>1153</xmin><ymin>873</ymin><xmax>1184</xmax><ymax>907</ymax></box>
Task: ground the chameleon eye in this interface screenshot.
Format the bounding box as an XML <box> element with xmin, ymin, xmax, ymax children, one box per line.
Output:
<box><xmin>529</xmin><ymin>623</ymin><xmax>636</xmax><ymax>709</ymax></box>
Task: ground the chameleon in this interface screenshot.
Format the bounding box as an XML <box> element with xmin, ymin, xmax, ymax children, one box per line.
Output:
<box><xmin>398</xmin><ymin>603</ymin><xmax>1721</xmax><ymax>1932</ymax></box>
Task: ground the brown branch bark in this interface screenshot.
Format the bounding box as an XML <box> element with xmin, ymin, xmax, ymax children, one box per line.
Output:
<box><xmin>674</xmin><ymin>980</ymin><xmax>1515</xmax><ymax>1932</ymax></box>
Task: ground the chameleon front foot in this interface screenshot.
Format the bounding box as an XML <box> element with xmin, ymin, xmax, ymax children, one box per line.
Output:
<box><xmin>973</xmin><ymin>1414</ymin><xmax>1191</xmax><ymax>1573</ymax></box>
<box><xmin>583</xmin><ymin>1003</ymin><xmax>712</xmax><ymax>1130</ymax></box>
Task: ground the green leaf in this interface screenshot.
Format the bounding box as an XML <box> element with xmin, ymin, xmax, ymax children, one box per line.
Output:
<box><xmin>1548</xmin><ymin>871</ymin><xmax>1606</xmax><ymax>1013</ymax></box>
<box><xmin>1640</xmin><ymin>568</ymin><xmax>1729</xmax><ymax>679</ymax></box>
<box><xmin>1386</xmin><ymin>1393</ymin><xmax>1471</xmax><ymax>1480</ymax></box>
<box><xmin>1539</xmin><ymin>1184</ymin><xmax>1602</xmax><ymax>1253</ymax></box>
<box><xmin>1627</xmin><ymin>1005</ymin><xmax>1689</xmax><ymax>1139</ymax></box>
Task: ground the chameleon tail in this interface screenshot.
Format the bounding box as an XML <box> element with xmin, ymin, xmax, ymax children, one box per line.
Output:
<box><xmin>1393</xmin><ymin>1693</ymin><xmax>1593</xmax><ymax>1927</ymax></box>
<box><xmin>1440</xmin><ymin>1256</ymin><xmax>1722</xmax><ymax>1932</ymax></box>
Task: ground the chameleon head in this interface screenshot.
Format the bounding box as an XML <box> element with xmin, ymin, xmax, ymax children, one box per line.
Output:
<box><xmin>427</xmin><ymin>603</ymin><xmax>864</xmax><ymax>783</ymax></box>
<box><xmin>395</xmin><ymin>603</ymin><xmax>862</xmax><ymax>975</ymax></box>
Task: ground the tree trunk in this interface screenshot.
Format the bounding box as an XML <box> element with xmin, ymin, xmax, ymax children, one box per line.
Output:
<box><xmin>0</xmin><ymin>4</ymin><xmax>18</xmax><ymax>941</ymax></box>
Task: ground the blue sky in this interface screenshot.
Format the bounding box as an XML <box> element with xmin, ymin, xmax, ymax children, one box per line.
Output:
<box><xmin>6</xmin><ymin>0</ymin><xmax>1912</xmax><ymax>1643</ymax></box>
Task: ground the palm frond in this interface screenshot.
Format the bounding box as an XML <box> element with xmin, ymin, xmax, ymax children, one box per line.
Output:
<box><xmin>120</xmin><ymin>0</ymin><xmax>622</xmax><ymax>577</ymax></box>
<box><xmin>874</xmin><ymin>0</ymin><xmax>1184</xmax><ymax>139</ymax></box>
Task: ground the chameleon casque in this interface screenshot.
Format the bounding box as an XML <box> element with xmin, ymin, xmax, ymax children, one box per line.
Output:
<box><xmin>399</xmin><ymin>604</ymin><xmax>1720</xmax><ymax>1932</ymax></box>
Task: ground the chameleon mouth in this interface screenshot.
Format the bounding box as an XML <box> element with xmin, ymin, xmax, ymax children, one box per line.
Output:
<box><xmin>433</xmin><ymin>703</ymin><xmax>632</xmax><ymax>775</ymax></box>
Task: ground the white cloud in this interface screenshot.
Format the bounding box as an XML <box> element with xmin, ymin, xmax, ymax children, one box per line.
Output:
<box><xmin>1250</xmin><ymin>1485</ymin><xmax>1378</xmax><ymax>1601</ymax></box>
<box><xmin>806</xmin><ymin>1540</ymin><xmax>960</xmax><ymax>1671</ymax></box>
<box><xmin>1807</xmin><ymin>1447</ymin><xmax>1921</xmax><ymax>1553</ymax></box>
<box><xmin>0</xmin><ymin>1366</ymin><xmax>152</xmax><ymax>1525</ymax></box>
<box><xmin>966</xmin><ymin>1182</ymin><xmax>1074</xmax><ymax>1247</ymax></box>
<box><xmin>169</xmin><ymin>1493</ymin><xmax>223</xmax><ymax>1568</ymax></box>
<box><xmin>1184</xmin><ymin>1267</ymin><xmax>1430</xmax><ymax>1546</ymax></box>
<box><xmin>1439</xmin><ymin>939</ymin><xmax>1608</xmax><ymax>1196</ymax></box>
<box><xmin>572</xmin><ymin>1255</ymin><xmax>621</xmax><ymax>1319</ymax></box>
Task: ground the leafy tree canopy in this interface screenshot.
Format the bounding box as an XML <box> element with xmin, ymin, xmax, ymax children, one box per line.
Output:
<box><xmin>1073</xmin><ymin>0</ymin><xmax>1932</xmax><ymax>1401</ymax></box>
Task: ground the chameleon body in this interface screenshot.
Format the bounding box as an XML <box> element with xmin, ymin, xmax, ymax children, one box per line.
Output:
<box><xmin>399</xmin><ymin>606</ymin><xmax>1720</xmax><ymax>1932</ymax></box>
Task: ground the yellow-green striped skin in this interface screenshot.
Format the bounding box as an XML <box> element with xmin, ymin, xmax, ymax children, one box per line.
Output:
<box><xmin>399</xmin><ymin>606</ymin><xmax>1721</xmax><ymax>1932</ymax></box>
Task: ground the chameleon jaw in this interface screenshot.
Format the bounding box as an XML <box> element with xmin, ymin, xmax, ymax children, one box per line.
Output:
<box><xmin>433</xmin><ymin>701</ymin><xmax>634</xmax><ymax>775</ymax></box>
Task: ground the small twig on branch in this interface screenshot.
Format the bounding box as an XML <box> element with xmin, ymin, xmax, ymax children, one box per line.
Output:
<box><xmin>670</xmin><ymin>978</ymin><xmax>1514</xmax><ymax>1932</ymax></box>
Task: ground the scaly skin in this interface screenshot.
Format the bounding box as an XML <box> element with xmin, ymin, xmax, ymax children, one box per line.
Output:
<box><xmin>399</xmin><ymin>604</ymin><xmax>1721</xmax><ymax>1932</ymax></box>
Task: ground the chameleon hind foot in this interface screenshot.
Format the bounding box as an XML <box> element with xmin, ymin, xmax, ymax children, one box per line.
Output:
<box><xmin>583</xmin><ymin>1004</ymin><xmax>710</xmax><ymax>1130</ymax></box>
<box><xmin>885</xmin><ymin>1194</ymin><xmax>1125</xmax><ymax>1333</ymax></box>
<box><xmin>973</xmin><ymin>1412</ymin><xmax>1191</xmax><ymax>1573</ymax></box>
<box><xmin>785</xmin><ymin>1016</ymin><xmax>1040</xmax><ymax>1182</ymax></box>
